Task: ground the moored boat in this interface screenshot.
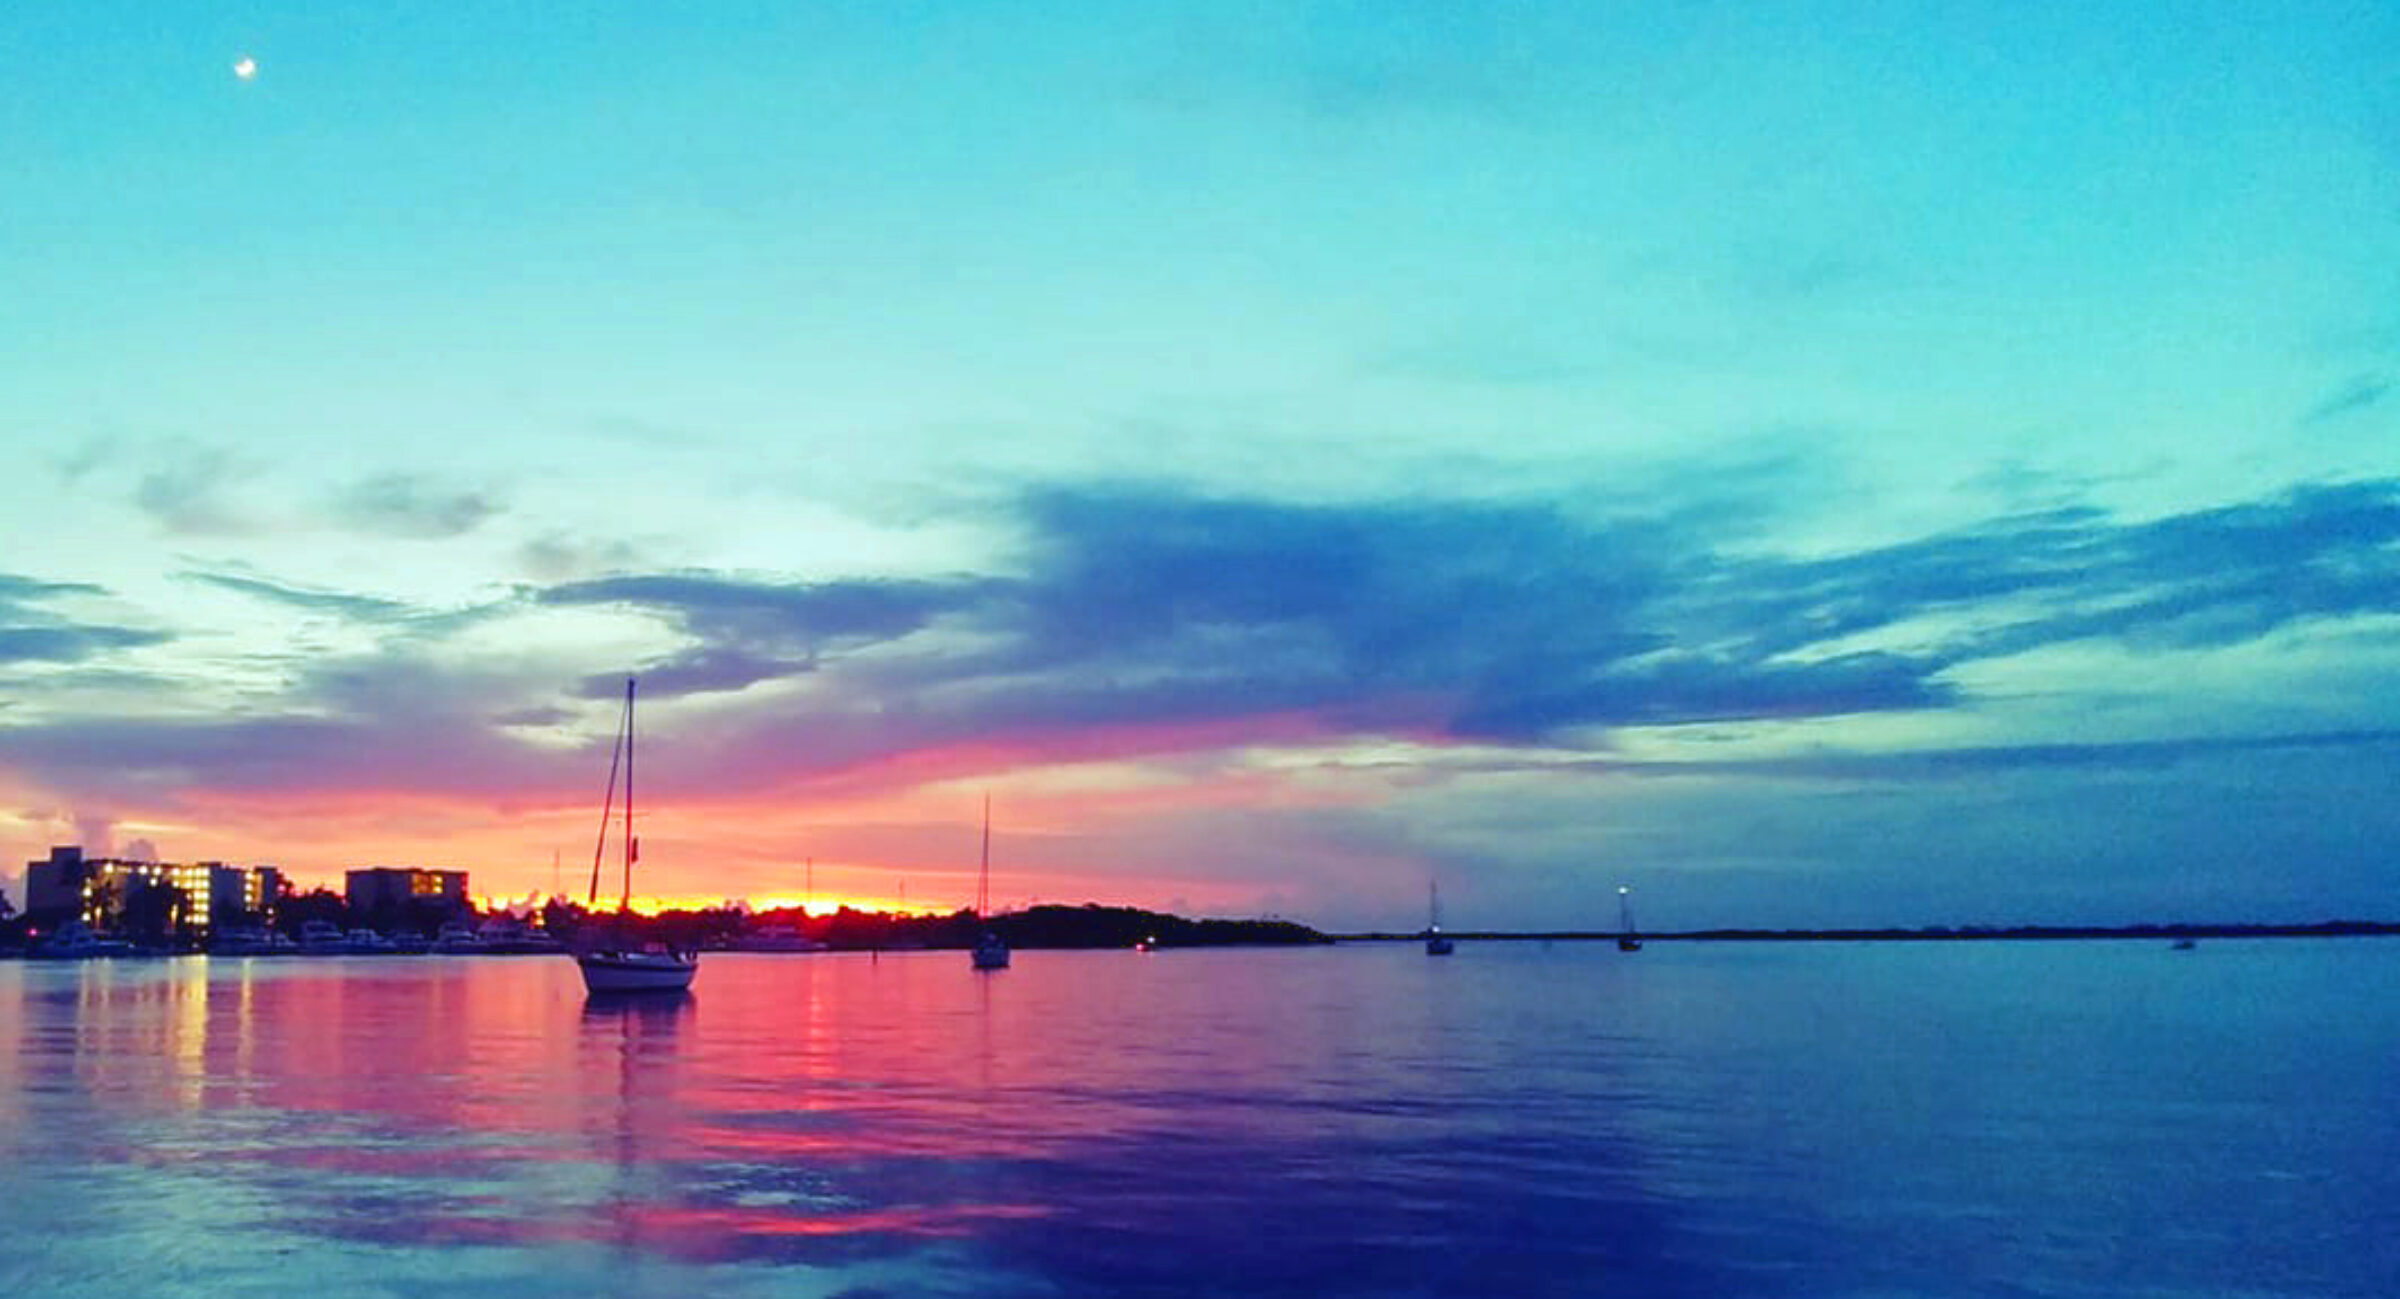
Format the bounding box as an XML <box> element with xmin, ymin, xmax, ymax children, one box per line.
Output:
<box><xmin>1424</xmin><ymin>880</ymin><xmax>1455</xmax><ymax>956</ymax></box>
<box><xmin>573</xmin><ymin>677</ymin><xmax>696</xmax><ymax>995</ymax></box>
<box><xmin>969</xmin><ymin>793</ymin><xmax>1009</xmax><ymax>971</ymax></box>
<box><xmin>28</xmin><ymin>922</ymin><xmax>135</xmax><ymax>960</ymax></box>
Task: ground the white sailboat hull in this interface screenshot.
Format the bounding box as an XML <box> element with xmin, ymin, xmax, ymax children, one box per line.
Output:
<box><xmin>578</xmin><ymin>950</ymin><xmax>698</xmax><ymax>993</ymax></box>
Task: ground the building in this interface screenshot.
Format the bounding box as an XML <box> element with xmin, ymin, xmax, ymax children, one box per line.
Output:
<box><xmin>345</xmin><ymin>867</ymin><xmax>469</xmax><ymax>917</ymax></box>
<box><xmin>25</xmin><ymin>846</ymin><xmax>88</xmax><ymax>918</ymax></box>
<box><xmin>245</xmin><ymin>865</ymin><xmax>287</xmax><ymax>914</ymax></box>
<box><xmin>21</xmin><ymin>846</ymin><xmax>284</xmax><ymax>935</ymax></box>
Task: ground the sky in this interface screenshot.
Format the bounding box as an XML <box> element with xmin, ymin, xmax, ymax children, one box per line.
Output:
<box><xmin>3</xmin><ymin>1</ymin><xmax>2397</xmax><ymax>930</ymax></box>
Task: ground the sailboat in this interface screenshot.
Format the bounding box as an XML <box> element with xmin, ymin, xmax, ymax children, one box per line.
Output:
<box><xmin>1616</xmin><ymin>885</ymin><xmax>1642</xmax><ymax>952</ymax></box>
<box><xmin>970</xmin><ymin>794</ymin><xmax>1010</xmax><ymax>970</ymax></box>
<box><xmin>575</xmin><ymin>677</ymin><xmax>698</xmax><ymax>994</ymax></box>
<box><xmin>1424</xmin><ymin>880</ymin><xmax>1455</xmax><ymax>955</ymax></box>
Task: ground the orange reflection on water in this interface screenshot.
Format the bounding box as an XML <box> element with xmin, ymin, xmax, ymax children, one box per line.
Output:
<box><xmin>2</xmin><ymin>947</ymin><xmax>1329</xmax><ymax>1274</ymax></box>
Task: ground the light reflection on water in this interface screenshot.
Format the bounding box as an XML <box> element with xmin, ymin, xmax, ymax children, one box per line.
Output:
<box><xmin>1</xmin><ymin>942</ymin><xmax>2394</xmax><ymax>1297</ymax></box>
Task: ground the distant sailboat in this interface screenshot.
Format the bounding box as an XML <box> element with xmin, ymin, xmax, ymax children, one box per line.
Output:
<box><xmin>1424</xmin><ymin>880</ymin><xmax>1455</xmax><ymax>956</ymax></box>
<box><xmin>1616</xmin><ymin>886</ymin><xmax>1642</xmax><ymax>953</ymax></box>
<box><xmin>575</xmin><ymin>677</ymin><xmax>697</xmax><ymax>994</ymax></box>
<box><xmin>970</xmin><ymin>794</ymin><xmax>1010</xmax><ymax>970</ymax></box>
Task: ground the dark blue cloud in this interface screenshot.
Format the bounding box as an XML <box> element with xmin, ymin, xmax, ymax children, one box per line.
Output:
<box><xmin>11</xmin><ymin>478</ymin><xmax>2396</xmax><ymax>818</ymax></box>
<box><xmin>0</xmin><ymin>625</ymin><xmax>167</xmax><ymax>665</ymax></box>
<box><xmin>529</xmin><ymin>478</ymin><xmax>2400</xmax><ymax>750</ymax></box>
<box><xmin>538</xmin><ymin>573</ymin><xmax>996</xmax><ymax>698</ymax></box>
<box><xmin>0</xmin><ymin>572</ymin><xmax>169</xmax><ymax>666</ymax></box>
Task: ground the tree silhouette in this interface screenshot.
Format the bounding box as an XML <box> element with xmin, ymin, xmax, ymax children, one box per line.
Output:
<box><xmin>274</xmin><ymin>887</ymin><xmax>351</xmax><ymax>937</ymax></box>
<box><xmin>123</xmin><ymin>883</ymin><xmax>190</xmax><ymax>946</ymax></box>
<box><xmin>85</xmin><ymin>876</ymin><xmax>122</xmax><ymax>931</ymax></box>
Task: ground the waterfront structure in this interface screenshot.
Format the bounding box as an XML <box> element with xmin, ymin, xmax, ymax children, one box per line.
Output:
<box><xmin>21</xmin><ymin>846</ymin><xmax>284</xmax><ymax>936</ymax></box>
<box><xmin>345</xmin><ymin>867</ymin><xmax>470</xmax><ymax>915</ymax></box>
<box><xmin>24</xmin><ymin>847</ymin><xmax>89</xmax><ymax>918</ymax></box>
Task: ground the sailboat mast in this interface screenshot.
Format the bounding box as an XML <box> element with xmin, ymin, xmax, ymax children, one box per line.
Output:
<box><xmin>622</xmin><ymin>677</ymin><xmax>636</xmax><ymax>912</ymax></box>
<box><xmin>977</xmin><ymin>793</ymin><xmax>992</xmax><ymax>921</ymax></box>
<box><xmin>1619</xmin><ymin>886</ymin><xmax>1633</xmax><ymax>935</ymax></box>
<box><xmin>588</xmin><ymin>691</ymin><xmax>626</xmax><ymax>908</ymax></box>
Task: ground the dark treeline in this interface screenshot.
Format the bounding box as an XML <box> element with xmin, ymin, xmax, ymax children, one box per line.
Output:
<box><xmin>545</xmin><ymin>900</ymin><xmax>1330</xmax><ymax>952</ymax></box>
<box><xmin>0</xmin><ymin>879</ymin><xmax>1326</xmax><ymax>954</ymax></box>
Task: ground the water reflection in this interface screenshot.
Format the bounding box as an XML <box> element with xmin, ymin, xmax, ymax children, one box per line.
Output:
<box><xmin>0</xmin><ymin>951</ymin><xmax>1744</xmax><ymax>1296</ymax></box>
<box><xmin>5</xmin><ymin>943</ymin><xmax>2391</xmax><ymax>1296</ymax></box>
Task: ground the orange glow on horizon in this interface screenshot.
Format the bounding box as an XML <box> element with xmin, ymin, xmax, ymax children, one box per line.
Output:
<box><xmin>2</xmin><ymin>733</ymin><xmax>1403</xmax><ymax>927</ymax></box>
<box><xmin>476</xmin><ymin>891</ymin><xmax>967</xmax><ymax>918</ymax></box>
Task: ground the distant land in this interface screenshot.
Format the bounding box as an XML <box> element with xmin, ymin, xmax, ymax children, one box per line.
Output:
<box><xmin>15</xmin><ymin>887</ymin><xmax>2400</xmax><ymax>959</ymax></box>
<box><xmin>1338</xmin><ymin>921</ymin><xmax>2400</xmax><ymax>943</ymax></box>
<box><xmin>790</xmin><ymin>902</ymin><xmax>1333</xmax><ymax>951</ymax></box>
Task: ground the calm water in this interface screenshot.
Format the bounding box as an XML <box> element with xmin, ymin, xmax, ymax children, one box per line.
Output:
<box><xmin>1</xmin><ymin>942</ymin><xmax>2394</xmax><ymax>1297</ymax></box>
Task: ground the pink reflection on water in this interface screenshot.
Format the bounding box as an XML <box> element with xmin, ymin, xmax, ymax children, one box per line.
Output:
<box><xmin>5</xmin><ymin>947</ymin><xmax>1359</xmax><ymax>1271</ymax></box>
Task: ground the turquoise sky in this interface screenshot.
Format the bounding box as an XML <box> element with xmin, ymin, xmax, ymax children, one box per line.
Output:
<box><xmin>4</xmin><ymin>2</ymin><xmax>2397</xmax><ymax>928</ymax></box>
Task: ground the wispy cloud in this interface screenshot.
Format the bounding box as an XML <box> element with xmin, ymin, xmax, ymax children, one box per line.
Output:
<box><xmin>0</xmin><ymin>572</ymin><xmax>169</xmax><ymax>666</ymax></box>
<box><xmin>1473</xmin><ymin>727</ymin><xmax>2400</xmax><ymax>784</ymax></box>
<box><xmin>131</xmin><ymin>444</ymin><xmax>251</xmax><ymax>535</ymax></box>
<box><xmin>2301</xmin><ymin>373</ymin><xmax>2392</xmax><ymax>425</ymax></box>
<box><xmin>0</xmin><ymin>575</ymin><xmax>104</xmax><ymax>603</ymax></box>
<box><xmin>1728</xmin><ymin>480</ymin><xmax>2400</xmax><ymax>663</ymax></box>
<box><xmin>335</xmin><ymin>473</ymin><xmax>503</xmax><ymax>539</ymax></box>
<box><xmin>517</xmin><ymin>533</ymin><xmax>644</xmax><ymax>582</ymax></box>
<box><xmin>182</xmin><ymin>571</ymin><xmax>415</xmax><ymax>622</ymax></box>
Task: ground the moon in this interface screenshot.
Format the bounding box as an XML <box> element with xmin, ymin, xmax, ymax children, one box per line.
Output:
<box><xmin>233</xmin><ymin>56</ymin><xmax>257</xmax><ymax>81</ymax></box>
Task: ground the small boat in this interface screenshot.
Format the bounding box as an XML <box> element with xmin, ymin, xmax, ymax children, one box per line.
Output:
<box><xmin>737</xmin><ymin>924</ymin><xmax>829</xmax><ymax>953</ymax></box>
<box><xmin>580</xmin><ymin>945</ymin><xmax>700</xmax><ymax>993</ymax></box>
<box><xmin>2170</xmin><ymin>937</ymin><xmax>2198</xmax><ymax>951</ymax></box>
<box><xmin>1616</xmin><ymin>886</ymin><xmax>1642</xmax><ymax>952</ymax></box>
<box><xmin>27</xmin><ymin>922</ymin><xmax>135</xmax><ymax>960</ymax></box>
<box><xmin>478</xmin><ymin>915</ymin><xmax>564</xmax><ymax>953</ymax></box>
<box><xmin>1424</xmin><ymin>881</ymin><xmax>1454</xmax><ymax>956</ymax></box>
<box><xmin>298</xmin><ymin>918</ymin><xmax>348</xmax><ymax>952</ymax></box>
<box><xmin>574</xmin><ymin>677</ymin><xmax>697</xmax><ymax>995</ymax></box>
<box><xmin>970</xmin><ymin>793</ymin><xmax>1010</xmax><ymax>971</ymax></box>
<box><xmin>342</xmin><ymin>928</ymin><xmax>397</xmax><ymax>954</ymax></box>
<box><xmin>210</xmin><ymin>926</ymin><xmax>296</xmax><ymax>956</ymax></box>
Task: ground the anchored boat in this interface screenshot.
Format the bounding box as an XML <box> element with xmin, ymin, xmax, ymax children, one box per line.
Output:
<box><xmin>574</xmin><ymin>677</ymin><xmax>697</xmax><ymax>995</ymax></box>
